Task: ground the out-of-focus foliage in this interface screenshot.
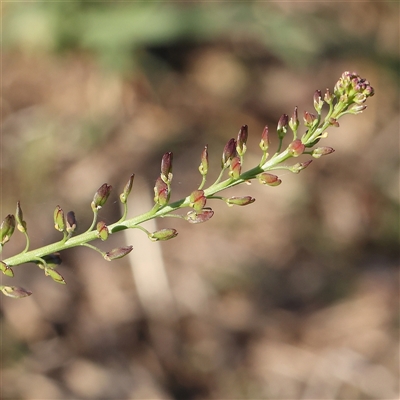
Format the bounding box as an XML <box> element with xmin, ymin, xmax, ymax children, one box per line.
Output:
<box><xmin>1</xmin><ymin>2</ymin><xmax>399</xmax><ymax>399</ymax></box>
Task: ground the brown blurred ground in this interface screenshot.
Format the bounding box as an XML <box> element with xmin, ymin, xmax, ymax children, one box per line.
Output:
<box><xmin>1</xmin><ymin>2</ymin><xmax>399</xmax><ymax>399</ymax></box>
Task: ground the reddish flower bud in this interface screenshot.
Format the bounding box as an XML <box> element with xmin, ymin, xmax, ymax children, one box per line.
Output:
<box><xmin>16</xmin><ymin>201</ymin><xmax>27</xmax><ymax>233</ymax></box>
<box><xmin>229</xmin><ymin>156</ymin><xmax>242</xmax><ymax>179</ymax></box>
<box><xmin>186</xmin><ymin>209</ymin><xmax>214</xmax><ymax>224</ymax></box>
<box><xmin>54</xmin><ymin>206</ymin><xmax>65</xmax><ymax>232</ymax></box>
<box><xmin>66</xmin><ymin>211</ymin><xmax>77</xmax><ymax>234</ymax></box>
<box><xmin>0</xmin><ymin>214</ymin><xmax>16</xmax><ymax>245</ymax></box>
<box><xmin>303</xmin><ymin>111</ymin><xmax>317</xmax><ymax>127</ymax></box>
<box><xmin>290</xmin><ymin>160</ymin><xmax>313</xmax><ymax>173</ymax></box>
<box><xmin>312</xmin><ymin>147</ymin><xmax>335</xmax><ymax>158</ymax></box>
<box><xmin>96</xmin><ymin>221</ymin><xmax>109</xmax><ymax>241</ymax></box>
<box><xmin>154</xmin><ymin>177</ymin><xmax>169</xmax><ymax>206</ymax></box>
<box><xmin>288</xmin><ymin>139</ymin><xmax>305</xmax><ymax>157</ymax></box>
<box><xmin>45</xmin><ymin>267</ymin><xmax>66</xmax><ymax>284</ymax></box>
<box><xmin>259</xmin><ymin>126</ymin><xmax>270</xmax><ymax>151</ymax></box>
<box><xmin>258</xmin><ymin>173</ymin><xmax>282</xmax><ymax>186</ymax></box>
<box><xmin>277</xmin><ymin>114</ymin><xmax>289</xmax><ymax>139</ymax></box>
<box><xmin>328</xmin><ymin>117</ymin><xmax>339</xmax><ymax>127</ymax></box>
<box><xmin>324</xmin><ymin>88</ymin><xmax>333</xmax><ymax>104</ymax></box>
<box><xmin>0</xmin><ymin>261</ymin><xmax>14</xmax><ymax>277</ymax></box>
<box><xmin>222</xmin><ymin>138</ymin><xmax>237</xmax><ymax>167</ymax></box>
<box><xmin>92</xmin><ymin>183</ymin><xmax>112</xmax><ymax>211</ymax></box>
<box><xmin>313</xmin><ymin>90</ymin><xmax>324</xmax><ymax>113</ymax></box>
<box><xmin>190</xmin><ymin>189</ymin><xmax>207</xmax><ymax>211</ymax></box>
<box><xmin>104</xmin><ymin>246</ymin><xmax>133</xmax><ymax>261</ymax></box>
<box><xmin>1</xmin><ymin>285</ymin><xmax>32</xmax><ymax>298</ymax></box>
<box><xmin>199</xmin><ymin>145</ymin><xmax>209</xmax><ymax>176</ymax></box>
<box><xmin>161</xmin><ymin>152</ymin><xmax>173</xmax><ymax>183</ymax></box>
<box><xmin>226</xmin><ymin>196</ymin><xmax>255</xmax><ymax>207</ymax></box>
<box><xmin>149</xmin><ymin>228</ymin><xmax>178</xmax><ymax>241</ymax></box>
<box><xmin>236</xmin><ymin>125</ymin><xmax>248</xmax><ymax>156</ymax></box>
<box><xmin>289</xmin><ymin>107</ymin><xmax>299</xmax><ymax>133</ymax></box>
<box><xmin>120</xmin><ymin>174</ymin><xmax>135</xmax><ymax>204</ymax></box>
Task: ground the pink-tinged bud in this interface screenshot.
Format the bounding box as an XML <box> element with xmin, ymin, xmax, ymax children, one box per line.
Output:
<box><xmin>303</xmin><ymin>111</ymin><xmax>317</xmax><ymax>127</ymax></box>
<box><xmin>96</xmin><ymin>221</ymin><xmax>109</xmax><ymax>241</ymax></box>
<box><xmin>54</xmin><ymin>206</ymin><xmax>65</xmax><ymax>232</ymax></box>
<box><xmin>1</xmin><ymin>285</ymin><xmax>32</xmax><ymax>298</ymax></box>
<box><xmin>149</xmin><ymin>228</ymin><xmax>178</xmax><ymax>241</ymax></box>
<box><xmin>199</xmin><ymin>145</ymin><xmax>209</xmax><ymax>176</ymax></box>
<box><xmin>312</xmin><ymin>147</ymin><xmax>335</xmax><ymax>158</ymax></box>
<box><xmin>277</xmin><ymin>114</ymin><xmax>289</xmax><ymax>139</ymax></box>
<box><xmin>154</xmin><ymin>177</ymin><xmax>169</xmax><ymax>206</ymax></box>
<box><xmin>258</xmin><ymin>173</ymin><xmax>282</xmax><ymax>186</ymax></box>
<box><xmin>186</xmin><ymin>209</ymin><xmax>214</xmax><ymax>224</ymax></box>
<box><xmin>313</xmin><ymin>90</ymin><xmax>323</xmax><ymax>113</ymax></box>
<box><xmin>190</xmin><ymin>189</ymin><xmax>206</xmax><ymax>211</ymax></box>
<box><xmin>66</xmin><ymin>211</ymin><xmax>77</xmax><ymax>234</ymax></box>
<box><xmin>289</xmin><ymin>107</ymin><xmax>299</xmax><ymax>133</ymax></box>
<box><xmin>328</xmin><ymin>117</ymin><xmax>339</xmax><ymax>127</ymax></box>
<box><xmin>259</xmin><ymin>126</ymin><xmax>270</xmax><ymax>151</ymax></box>
<box><xmin>226</xmin><ymin>196</ymin><xmax>255</xmax><ymax>207</ymax></box>
<box><xmin>229</xmin><ymin>156</ymin><xmax>242</xmax><ymax>179</ymax></box>
<box><xmin>288</xmin><ymin>139</ymin><xmax>305</xmax><ymax>157</ymax></box>
<box><xmin>350</xmin><ymin>104</ymin><xmax>367</xmax><ymax>114</ymax></box>
<box><xmin>222</xmin><ymin>138</ymin><xmax>237</xmax><ymax>167</ymax></box>
<box><xmin>324</xmin><ymin>88</ymin><xmax>333</xmax><ymax>104</ymax></box>
<box><xmin>45</xmin><ymin>267</ymin><xmax>66</xmax><ymax>284</ymax></box>
<box><xmin>1</xmin><ymin>261</ymin><xmax>14</xmax><ymax>277</ymax></box>
<box><xmin>16</xmin><ymin>201</ymin><xmax>27</xmax><ymax>233</ymax></box>
<box><xmin>161</xmin><ymin>152</ymin><xmax>173</xmax><ymax>183</ymax></box>
<box><xmin>120</xmin><ymin>174</ymin><xmax>135</xmax><ymax>204</ymax></box>
<box><xmin>290</xmin><ymin>160</ymin><xmax>313</xmax><ymax>173</ymax></box>
<box><xmin>92</xmin><ymin>183</ymin><xmax>112</xmax><ymax>211</ymax></box>
<box><xmin>104</xmin><ymin>245</ymin><xmax>133</xmax><ymax>261</ymax></box>
<box><xmin>0</xmin><ymin>214</ymin><xmax>16</xmax><ymax>245</ymax></box>
<box><xmin>236</xmin><ymin>125</ymin><xmax>248</xmax><ymax>156</ymax></box>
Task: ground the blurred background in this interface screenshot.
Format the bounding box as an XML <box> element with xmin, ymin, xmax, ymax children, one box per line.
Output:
<box><xmin>1</xmin><ymin>2</ymin><xmax>399</xmax><ymax>399</ymax></box>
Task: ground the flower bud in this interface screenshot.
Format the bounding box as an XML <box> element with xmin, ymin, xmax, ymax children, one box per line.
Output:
<box><xmin>289</xmin><ymin>107</ymin><xmax>299</xmax><ymax>133</ymax></box>
<box><xmin>312</xmin><ymin>147</ymin><xmax>335</xmax><ymax>158</ymax></box>
<box><xmin>45</xmin><ymin>267</ymin><xmax>66</xmax><ymax>284</ymax></box>
<box><xmin>0</xmin><ymin>261</ymin><xmax>14</xmax><ymax>277</ymax></box>
<box><xmin>313</xmin><ymin>90</ymin><xmax>324</xmax><ymax>113</ymax></box>
<box><xmin>324</xmin><ymin>88</ymin><xmax>333</xmax><ymax>104</ymax></box>
<box><xmin>229</xmin><ymin>156</ymin><xmax>241</xmax><ymax>179</ymax></box>
<box><xmin>258</xmin><ymin>173</ymin><xmax>282</xmax><ymax>186</ymax></box>
<box><xmin>104</xmin><ymin>245</ymin><xmax>133</xmax><ymax>261</ymax></box>
<box><xmin>96</xmin><ymin>221</ymin><xmax>109</xmax><ymax>241</ymax></box>
<box><xmin>40</xmin><ymin>253</ymin><xmax>62</xmax><ymax>269</ymax></box>
<box><xmin>222</xmin><ymin>138</ymin><xmax>236</xmax><ymax>167</ymax></box>
<box><xmin>288</xmin><ymin>139</ymin><xmax>305</xmax><ymax>157</ymax></box>
<box><xmin>149</xmin><ymin>228</ymin><xmax>178</xmax><ymax>241</ymax></box>
<box><xmin>190</xmin><ymin>189</ymin><xmax>206</xmax><ymax>211</ymax></box>
<box><xmin>290</xmin><ymin>160</ymin><xmax>313</xmax><ymax>173</ymax></box>
<box><xmin>259</xmin><ymin>126</ymin><xmax>269</xmax><ymax>151</ymax></box>
<box><xmin>0</xmin><ymin>214</ymin><xmax>16</xmax><ymax>245</ymax></box>
<box><xmin>236</xmin><ymin>125</ymin><xmax>248</xmax><ymax>156</ymax></box>
<box><xmin>328</xmin><ymin>117</ymin><xmax>339</xmax><ymax>127</ymax></box>
<box><xmin>154</xmin><ymin>177</ymin><xmax>169</xmax><ymax>206</ymax></box>
<box><xmin>16</xmin><ymin>201</ymin><xmax>27</xmax><ymax>233</ymax></box>
<box><xmin>186</xmin><ymin>209</ymin><xmax>214</xmax><ymax>224</ymax></box>
<box><xmin>66</xmin><ymin>211</ymin><xmax>77</xmax><ymax>234</ymax></box>
<box><xmin>54</xmin><ymin>206</ymin><xmax>65</xmax><ymax>232</ymax></box>
<box><xmin>277</xmin><ymin>114</ymin><xmax>289</xmax><ymax>139</ymax></box>
<box><xmin>120</xmin><ymin>174</ymin><xmax>135</xmax><ymax>204</ymax></box>
<box><xmin>1</xmin><ymin>285</ymin><xmax>32</xmax><ymax>298</ymax></box>
<box><xmin>226</xmin><ymin>196</ymin><xmax>255</xmax><ymax>207</ymax></box>
<box><xmin>349</xmin><ymin>104</ymin><xmax>367</xmax><ymax>114</ymax></box>
<box><xmin>91</xmin><ymin>183</ymin><xmax>112</xmax><ymax>211</ymax></box>
<box><xmin>199</xmin><ymin>145</ymin><xmax>209</xmax><ymax>176</ymax></box>
<box><xmin>161</xmin><ymin>152</ymin><xmax>173</xmax><ymax>183</ymax></box>
<box><xmin>303</xmin><ymin>111</ymin><xmax>317</xmax><ymax>127</ymax></box>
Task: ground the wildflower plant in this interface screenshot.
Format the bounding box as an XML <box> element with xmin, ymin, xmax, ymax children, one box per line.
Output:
<box><xmin>0</xmin><ymin>72</ymin><xmax>374</xmax><ymax>298</ymax></box>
